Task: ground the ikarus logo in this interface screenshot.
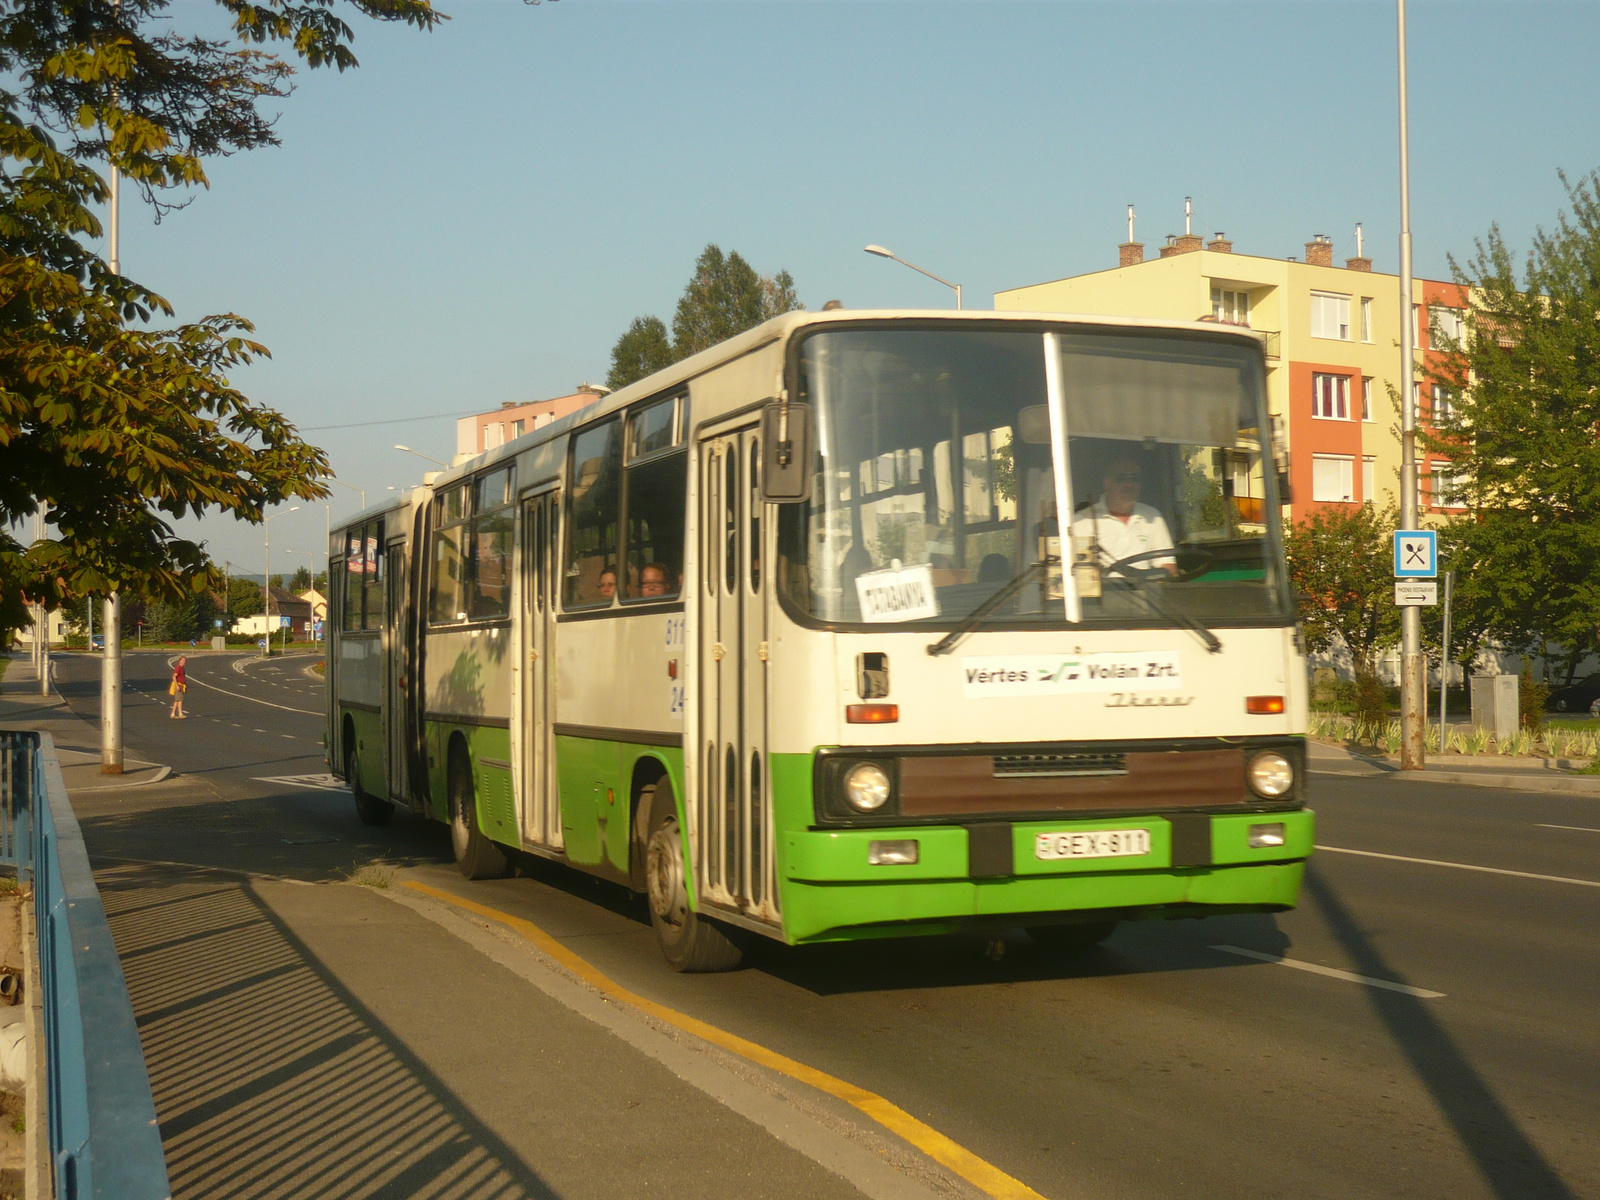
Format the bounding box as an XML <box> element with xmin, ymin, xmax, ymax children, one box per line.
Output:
<box><xmin>1047</xmin><ymin>660</ymin><xmax>1081</xmax><ymax>682</ymax></box>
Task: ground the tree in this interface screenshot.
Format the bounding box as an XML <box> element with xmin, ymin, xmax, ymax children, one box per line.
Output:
<box><xmin>605</xmin><ymin>244</ymin><xmax>803</xmax><ymax>391</ymax></box>
<box><xmin>605</xmin><ymin>316</ymin><xmax>674</xmax><ymax>392</ymax></box>
<box><xmin>1284</xmin><ymin>503</ymin><xmax>1399</xmax><ymax>675</ymax></box>
<box><xmin>0</xmin><ymin>0</ymin><xmax>444</xmax><ymax>642</ymax></box>
<box><xmin>227</xmin><ymin>576</ymin><xmax>263</xmax><ymax>620</ymax></box>
<box><xmin>1422</xmin><ymin>168</ymin><xmax>1600</xmax><ymax>681</ymax></box>
<box><xmin>288</xmin><ymin>565</ymin><xmax>313</xmax><ymax>592</ymax></box>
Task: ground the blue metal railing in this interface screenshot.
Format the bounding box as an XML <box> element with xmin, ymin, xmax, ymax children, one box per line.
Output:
<box><xmin>0</xmin><ymin>730</ymin><xmax>172</xmax><ymax>1200</ymax></box>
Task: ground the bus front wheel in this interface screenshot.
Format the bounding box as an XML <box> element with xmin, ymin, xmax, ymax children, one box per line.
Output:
<box><xmin>645</xmin><ymin>779</ymin><xmax>743</xmax><ymax>973</ymax></box>
<box><xmin>347</xmin><ymin>743</ymin><xmax>393</xmax><ymax>827</ymax></box>
<box><xmin>449</xmin><ymin>749</ymin><xmax>509</xmax><ymax>880</ymax></box>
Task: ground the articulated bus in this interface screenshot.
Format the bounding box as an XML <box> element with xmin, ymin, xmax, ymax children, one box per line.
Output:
<box><xmin>328</xmin><ymin>310</ymin><xmax>1313</xmax><ymax>971</ymax></box>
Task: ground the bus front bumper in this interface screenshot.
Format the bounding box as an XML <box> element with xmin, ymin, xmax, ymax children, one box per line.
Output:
<box><xmin>777</xmin><ymin>808</ymin><xmax>1313</xmax><ymax>944</ymax></box>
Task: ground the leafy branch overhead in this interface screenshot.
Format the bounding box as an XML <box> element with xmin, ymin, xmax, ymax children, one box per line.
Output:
<box><xmin>606</xmin><ymin>244</ymin><xmax>803</xmax><ymax>391</ymax></box>
<box><xmin>0</xmin><ymin>0</ymin><xmax>445</xmax><ymax>639</ymax></box>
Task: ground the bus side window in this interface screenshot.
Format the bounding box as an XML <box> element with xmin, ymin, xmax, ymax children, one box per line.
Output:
<box><xmin>565</xmin><ymin>419</ymin><xmax>622</xmax><ymax>607</ymax></box>
<box><xmin>429</xmin><ymin>489</ymin><xmax>469</xmax><ymax>623</ymax></box>
<box><xmin>343</xmin><ymin>529</ymin><xmax>363</xmax><ymax>630</ymax></box>
<box><xmin>363</xmin><ymin>520</ymin><xmax>384</xmax><ymax>630</ymax></box>
<box><xmin>469</xmin><ymin>468</ymin><xmax>514</xmax><ymax>620</ymax></box>
<box><xmin>749</xmin><ymin>440</ymin><xmax>761</xmax><ymax>593</ymax></box>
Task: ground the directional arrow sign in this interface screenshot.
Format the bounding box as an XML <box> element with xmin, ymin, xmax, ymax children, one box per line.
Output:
<box><xmin>1394</xmin><ymin>530</ymin><xmax>1437</xmax><ymax>578</ymax></box>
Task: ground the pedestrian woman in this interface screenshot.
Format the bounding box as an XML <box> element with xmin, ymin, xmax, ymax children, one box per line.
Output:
<box><xmin>168</xmin><ymin>656</ymin><xmax>188</xmax><ymax>719</ymax></box>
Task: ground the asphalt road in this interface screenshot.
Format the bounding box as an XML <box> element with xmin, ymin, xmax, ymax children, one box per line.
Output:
<box><xmin>53</xmin><ymin>651</ymin><xmax>1600</xmax><ymax>1200</ymax></box>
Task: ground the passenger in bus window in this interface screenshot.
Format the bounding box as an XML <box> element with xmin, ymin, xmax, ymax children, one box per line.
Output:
<box><xmin>598</xmin><ymin>568</ymin><xmax>618</xmax><ymax>600</ymax></box>
<box><xmin>640</xmin><ymin>562</ymin><xmax>672</xmax><ymax>598</ymax></box>
<box><xmin>1069</xmin><ymin>452</ymin><xmax>1176</xmax><ymax>572</ymax></box>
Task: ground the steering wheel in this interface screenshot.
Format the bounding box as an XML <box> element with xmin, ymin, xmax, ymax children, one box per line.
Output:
<box><xmin>1101</xmin><ymin>546</ymin><xmax>1215</xmax><ymax>584</ymax></box>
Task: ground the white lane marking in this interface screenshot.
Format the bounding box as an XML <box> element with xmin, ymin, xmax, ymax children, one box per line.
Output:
<box><xmin>253</xmin><ymin>773</ymin><xmax>347</xmax><ymax>793</ymax></box>
<box><xmin>1537</xmin><ymin>823</ymin><xmax>1600</xmax><ymax>833</ymax></box>
<box><xmin>1211</xmin><ymin>945</ymin><xmax>1445</xmax><ymax>998</ymax></box>
<box><xmin>1316</xmin><ymin>843</ymin><xmax>1600</xmax><ymax>889</ymax></box>
<box><xmin>180</xmin><ymin>670</ymin><xmax>321</xmax><ymax>715</ymax></box>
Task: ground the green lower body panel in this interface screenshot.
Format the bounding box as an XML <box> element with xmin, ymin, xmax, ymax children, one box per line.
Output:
<box><xmin>553</xmin><ymin>735</ymin><xmax>683</xmax><ymax>879</ymax></box>
<box><xmin>421</xmin><ymin>720</ymin><xmax>515</xmax><ymax>841</ymax></box>
<box><xmin>339</xmin><ymin>706</ymin><xmax>384</xmax><ymax>799</ymax></box>
<box><xmin>777</xmin><ymin>809</ymin><xmax>1313</xmax><ymax>944</ymax></box>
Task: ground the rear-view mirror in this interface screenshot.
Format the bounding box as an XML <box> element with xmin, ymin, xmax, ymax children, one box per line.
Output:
<box><xmin>761</xmin><ymin>401</ymin><xmax>812</xmax><ymax>503</ymax></box>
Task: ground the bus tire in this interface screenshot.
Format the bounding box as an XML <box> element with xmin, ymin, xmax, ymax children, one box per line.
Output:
<box><xmin>1027</xmin><ymin>920</ymin><xmax>1118</xmax><ymax>953</ymax></box>
<box><xmin>347</xmin><ymin>742</ymin><xmax>393</xmax><ymax>826</ymax></box>
<box><xmin>645</xmin><ymin>778</ymin><xmax>743</xmax><ymax>973</ymax></box>
<box><xmin>449</xmin><ymin>747</ymin><xmax>508</xmax><ymax>880</ymax></box>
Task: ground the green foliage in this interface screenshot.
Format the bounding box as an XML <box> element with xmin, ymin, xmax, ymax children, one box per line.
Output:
<box><xmin>1519</xmin><ymin>665</ymin><xmax>1549</xmax><ymax>736</ymax></box>
<box><xmin>144</xmin><ymin>598</ymin><xmax>196</xmax><ymax>642</ymax></box>
<box><xmin>288</xmin><ymin>565</ymin><xmax>312</xmax><ymax>591</ymax></box>
<box><xmin>1421</xmin><ymin>168</ymin><xmax>1600</xmax><ymax>667</ymax></box>
<box><xmin>605</xmin><ymin>244</ymin><xmax>803</xmax><ymax>391</ymax></box>
<box><xmin>1284</xmin><ymin>502</ymin><xmax>1399</xmax><ymax>674</ymax></box>
<box><xmin>605</xmin><ymin>316</ymin><xmax>673</xmax><ymax>392</ymax></box>
<box><xmin>0</xmin><ymin>0</ymin><xmax>444</xmax><ymax>642</ymax></box>
<box><xmin>1352</xmin><ymin>670</ymin><xmax>1390</xmax><ymax>739</ymax></box>
<box><xmin>227</xmin><ymin>576</ymin><xmax>263</xmax><ymax>619</ymax></box>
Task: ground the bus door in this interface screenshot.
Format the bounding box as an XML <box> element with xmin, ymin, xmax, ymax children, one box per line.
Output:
<box><xmin>698</xmin><ymin>423</ymin><xmax>775</xmax><ymax>921</ymax></box>
<box><xmin>384</xmin><ymin>539</ymin><xmax>409</xmax><ymax>802</ymax></box>
<box><xmin>519</xmin><ymin>488</ymin><xmax>562</xmax><ymax>849</ymax></box>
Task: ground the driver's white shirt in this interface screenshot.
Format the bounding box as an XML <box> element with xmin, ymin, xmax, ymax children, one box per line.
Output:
<box><xmin>1070</xmin><ymin>499</ymin><xmax>1175</xmax><ymax>567</ymax></box>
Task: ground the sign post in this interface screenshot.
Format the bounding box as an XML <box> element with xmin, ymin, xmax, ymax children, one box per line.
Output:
<box><xmin>1438</xmin><ymin>570</ymin><xmax>1454</xmax><ymax>751</ymax></box>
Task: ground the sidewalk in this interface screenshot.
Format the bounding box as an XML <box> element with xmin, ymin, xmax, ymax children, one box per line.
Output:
<box><xmin>1309</xmin><ymin>738</ymin><xmax>1600</xmax><ymax>794</ymax></box>
<box><xmin>0</xmin><ymin>654</ymin><xmax>170</xmax><ymax>792</ymax></box>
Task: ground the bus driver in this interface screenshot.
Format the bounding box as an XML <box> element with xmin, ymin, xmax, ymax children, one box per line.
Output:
<box><xmin>1070</xmin><ymin>452</ymin><xmax>1176</xmax><ymax>574</ymax></box>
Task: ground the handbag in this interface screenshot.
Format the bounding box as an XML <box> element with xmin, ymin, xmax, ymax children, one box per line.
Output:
<box><xmin>168</xmin><ymin>680</ymin><xmax>178</xmax><ymax>695</ymax></box>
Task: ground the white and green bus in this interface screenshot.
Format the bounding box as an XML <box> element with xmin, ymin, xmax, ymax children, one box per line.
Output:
<box><xmin>328</xmin><ymin>310</ymin><xmax>1314</xmax><ymax>971</ymax></box>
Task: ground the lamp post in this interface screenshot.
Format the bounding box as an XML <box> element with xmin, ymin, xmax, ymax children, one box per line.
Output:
<box><xmin>263</xmin><ymin>507</ymin><xmax>300</xmax><ymax>656</ymax></box>
<box><xmin>863</xmin><ymin>245</ymin><xmax>962</xmax><ymax>310</ymax></box>
<box><xmin>394</xmin><ymin>443</ymin><xmax>450</xmax><ymax>469</ymax></box>
<box><xmin>323</xmin><ymin>476</ymin><xmax>366</xmax><ymax>511</ymax></box>
<box><xmin>100</xmin><ymin>157</ymin><xmax>123</xmax><ymax>770</ymax></box>
<box><xmin>1397</xmin><ymin>0</ymin><xmax>1424</xmax><ymax>770</ymax></box>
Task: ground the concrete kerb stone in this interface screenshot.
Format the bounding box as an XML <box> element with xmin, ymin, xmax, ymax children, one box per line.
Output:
<box><xmin>1309</xmin><ymin>738</ymin><xmax>1600</xmax><ymax>795</ymax></box>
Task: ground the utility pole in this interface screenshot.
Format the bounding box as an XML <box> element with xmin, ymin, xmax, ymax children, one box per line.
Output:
<box><xmin>1397</xmin><ymin>0</ymin><xmax>1424</xmax><ymax>770</ymax></box>
<box><xmin>101</xmin><ymin>153</ymin><xmax>124</xmax><ymax>772</ymax></box>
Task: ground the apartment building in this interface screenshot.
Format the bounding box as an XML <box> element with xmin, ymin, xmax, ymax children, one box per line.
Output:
<box><xmin>995</xmin><ymin>224</ymin><xmax>1467</xmax><ymax>523</ymax></box>
<box><xmin>455</xmin><ymin>385</ymin><xmax>608</xmax><ymax>458</ymax></box>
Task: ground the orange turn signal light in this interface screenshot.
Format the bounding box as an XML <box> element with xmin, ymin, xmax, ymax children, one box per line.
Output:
<box><xmin>1246</xmin><ymin>695</ymin><xmax>1285</xmax><ymax>714</ymax></box>
<box><xmin>846</xmin><ymin>703</ymin><xmax>899</xmax><ymax>724</ymax></box>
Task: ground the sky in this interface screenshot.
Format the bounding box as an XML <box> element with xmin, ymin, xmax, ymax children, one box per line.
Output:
<box><xmin>108</xmin><ymin>0</ymin><xmax>1600</xmax><ymax>576</ymax></box>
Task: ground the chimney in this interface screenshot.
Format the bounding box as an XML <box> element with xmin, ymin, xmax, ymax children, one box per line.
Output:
<box><xmin>1159</xmin><ymin>235</ymin><xmax>1180</xmax><ymax>259</ymax></box>
<box><xmin>1206</xmin><ymin>232</ymin><xmax>1233</xmax><ymax>253</ymax></box>
<box><xmin>1118</xmin><ymin>203</ymin><xmax>1143</xmax><ymax>267</ymax></box>
<box><xmin>1174</xmin><ymin>233</ymin><xmax>1204</xmax><ymax>254</ymax></box>
<box><xmin>1345</xmin><ymin>221</ymin><xmax>1370</xmax><ymax>270</ymax></box>
<box><xmin>1305</xmin><ymin>235</ymin><xmax>1333</xmax><ymax>267</ymax></box>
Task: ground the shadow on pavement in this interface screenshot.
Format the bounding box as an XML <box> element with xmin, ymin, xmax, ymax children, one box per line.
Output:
<box><xmin>1304</xmin><ymin>865</ymin><xmax>1576</xmax><ymax>1200</ymax></box>
<box><xmin>99</xmin><ymin>860</ymin><xmax>559</xmax><ymax>1200</ymax></box>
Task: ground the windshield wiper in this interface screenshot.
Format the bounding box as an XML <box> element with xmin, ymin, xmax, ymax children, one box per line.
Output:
<box><xmin>926</xmin><ymin>557</ymin><xmax>1060</xmax><ymax>657</ymax></box>
<box><xmin>1098</xmin><ymin>553</ymin><xmax>1224</xmax><ymax>655</ymax></box>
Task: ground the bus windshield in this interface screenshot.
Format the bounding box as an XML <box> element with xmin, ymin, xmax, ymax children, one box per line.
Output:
<box><xmin>778</xmin><ymin>325</ymin><xmax>1292</xmax><ymax>629</ymax></box>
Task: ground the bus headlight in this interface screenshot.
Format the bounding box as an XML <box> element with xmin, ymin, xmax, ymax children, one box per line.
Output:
<box><xmin>1246</xmin><ymin>751</ymin><xmax>1294</xmax><ymax>799</ymax></box>
<box><xmin>843</xmin><ymin>762</ymin><xmax>892</xmax><ymax>812</ymax></box>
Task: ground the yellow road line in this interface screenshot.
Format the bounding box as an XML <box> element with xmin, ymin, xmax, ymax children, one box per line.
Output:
<box><xmin>402</xmin><ymin>880</ymin><xmax>1048</xmax><ymax>1200</ymax></box>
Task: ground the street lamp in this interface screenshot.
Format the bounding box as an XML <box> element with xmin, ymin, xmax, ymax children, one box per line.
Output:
<box><xmin>864</xmin><ymin>244</ymin><xmax>962</xmax><ymax>310</ymax></box>
<box><xmin>323</xmin><ymin>476</ymin><xmax>367</xmax><ymax>510</ymax></box>
<box><xmin>395</xmin><ymin>443</ymin><xmax>449</xmax><ymax>469</ymax></box>
<box><xmin>263</xmin><ymin>506</ymin><xmax>300</xmax><ymax>655</ymax></box>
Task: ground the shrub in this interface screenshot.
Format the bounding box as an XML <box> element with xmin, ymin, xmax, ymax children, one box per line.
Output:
<box><xmin>1519</xmin><ymin>665</ymin><xmax>1549</xmax><ymax>736</ymax></box>
<box><xmin>1352</xmin><ymin>670</ymin><xmax>1389</xmax><ymax>739</ymax></box>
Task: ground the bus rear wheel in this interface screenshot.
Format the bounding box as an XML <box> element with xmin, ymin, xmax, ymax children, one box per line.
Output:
<box><xmin>347</xmin><ymin>743</ymin><xmax>393</xmax><ymax>826</ymax></box>
<box><xmin>449</xmin><ymin>749</ymin><xmax>509</xmax><ymax>880</ymax></box>
<box><xmin>645</xmin><ymin>779</ymin><xmax>742</xmax><ymax>973</ymax></box>
<box><xmin>1027</xmin><ymin>921</ymin><xmax>1118</xmax><ymax>953</ymax></box>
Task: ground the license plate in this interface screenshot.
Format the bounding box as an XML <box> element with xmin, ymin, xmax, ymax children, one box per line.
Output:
<box><xmin>1034</xmin><ymin>828</ymin><xmax>1151</xmax><ymax>861</ymax></box>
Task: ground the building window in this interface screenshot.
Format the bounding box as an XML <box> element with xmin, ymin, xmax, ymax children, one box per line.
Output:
<box><xmin>1433</xmin><ymin>386</ymin><xmax>1456</xmax><ymax>425</ymax></box>
<box><xmin>1431</xmin><ymin>462</ymin><xmax>1467</xmax><ymax>508</ymax></box>
<box><xmin>1360</xmin><ymin>297</ymin><xmax>1373</xmax><ymax>343</ymax></box>
<box><xmin>1311</xmin><ymin>291</ymin><xmax>1351</xmax><ymax>340</ymax></box>
<box><xmin>1362</xmin><ymin>456</ymin><xmax>1376</xmax><ymax>504</ymax></box>
<box><xmin>1312</xmin><ymin>454</ymin><xmax>1355</xmax><ymax>503</ymax></box>
<box><xmin>1361</xmin><ymin>377</ymin><xmax>1374</xmax><ymax>421</ymax></box>
<box><xmin>1211</xmin><ymin>287</ymin><xmax>1250</xmax><ymax>326</ymax></box>
<box><xmin>1431</xmin><ymin>305</ymin><xmax>1464</xmax><ymax>348</ymax></box>
<box><xmin>1313</xmin><ymin>373</ymin><xmax>1350</xmax><ymax>420</ymax></box>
